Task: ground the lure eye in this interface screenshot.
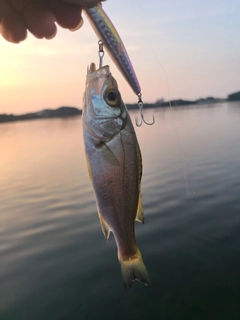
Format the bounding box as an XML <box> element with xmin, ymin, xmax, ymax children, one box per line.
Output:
<box><xmin>104</xmin><ymin>88</ymin><xmax>121</xmax><ymax>107</ymax></box>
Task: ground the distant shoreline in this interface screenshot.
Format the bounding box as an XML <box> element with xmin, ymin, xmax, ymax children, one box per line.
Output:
<box><xmin>1</xmin><ymin>92</ymin><xmax>240</xmax><ymax>125</ymax></box>
<box><xmin>0</xmin><ymin>107</ymin><xmax>82</xmax><ymax>125</ymax></box>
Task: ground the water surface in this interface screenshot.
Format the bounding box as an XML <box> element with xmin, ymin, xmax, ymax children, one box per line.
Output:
<box><xmin>1</xmin><ymin>102</ymin><xmax>240</xmax><ymax>319</ymax></box>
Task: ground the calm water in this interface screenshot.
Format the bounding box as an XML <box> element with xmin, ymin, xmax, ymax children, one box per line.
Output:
<box><xmin>1</xmin><ymin>102</ymin><xmax>240</xmax><ymax>320</ymax></box>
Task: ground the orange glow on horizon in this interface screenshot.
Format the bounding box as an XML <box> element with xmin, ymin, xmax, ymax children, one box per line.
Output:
<box><xmin>0</xmin><ymin>1</ymin><xmax>240</xmax><ymax>115</ymax></box>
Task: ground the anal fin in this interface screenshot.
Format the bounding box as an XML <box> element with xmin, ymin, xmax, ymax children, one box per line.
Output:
<box><xmin>98</xmin><ymin>212</ymin><xmax>111</xmax><ymax>240</ymax></box>
<box><xmin>135</xmin><ymin>193</ymin><xmax>144</xmax><ymax>224</ymax></box>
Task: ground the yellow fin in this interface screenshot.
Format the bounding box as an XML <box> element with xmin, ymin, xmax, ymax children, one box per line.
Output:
<box><xmin>135</xmin><ymin>193</ymin><xmax>144</xmax><ymax>224</ymax></box>
<box><xmin>85</xmin><ymin>156</ymin><xmax>92</xmax><ymax>181</ymax></box>
<box><xmin>98</xmin><ymin>212</ymin><xmax>111</xmax><ymax>240</ymax></box>
<box><xmin>119</xmin><ymin>248</ymin><xmax>150</xmax><ymax>291</ymax></box>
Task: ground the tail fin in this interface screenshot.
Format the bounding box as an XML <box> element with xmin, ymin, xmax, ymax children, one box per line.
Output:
<box><xmin>119</xmin><ymin>248</ymin><xmax>150</xmax><ymax>291</ymax></box>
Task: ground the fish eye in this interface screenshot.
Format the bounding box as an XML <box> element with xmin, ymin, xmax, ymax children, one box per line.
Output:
<box><xmin>104</xmin><ymin>88</ymin><xmax>121</xmax><ymax>107</ymax></box>
<box><xmin>108</xmin><ymin>91</ymin><xmax>117</xmax><ymax>101</ymax></box>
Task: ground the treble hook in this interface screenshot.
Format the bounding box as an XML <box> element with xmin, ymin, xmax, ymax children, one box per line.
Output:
<box><xmin>135</xmin><ymin>94</ymin><xmax>155</xmax><ymax>127</ymax></box>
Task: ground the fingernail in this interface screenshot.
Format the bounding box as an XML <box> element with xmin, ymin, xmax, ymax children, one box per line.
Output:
<box><xmin>70</xmin><ymin>18</ymin><xmax>84</xmax><ymax>31</ymax></box>
<box><xmin>45</xmin><ymin>26</ymin><xmax>57</xmax><ymax>40</ymax></box>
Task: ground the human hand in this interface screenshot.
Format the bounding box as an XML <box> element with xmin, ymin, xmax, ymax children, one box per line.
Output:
<box><xmin>0</xmin><ymin>0</ymin><xmax>104</xmax><ymax>43</ymax></box>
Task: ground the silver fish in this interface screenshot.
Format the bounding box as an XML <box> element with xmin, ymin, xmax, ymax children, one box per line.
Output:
<box><xmin>82</xmin><ymin>62</ymin><xmax>150</xmax><ymax>290</ymax></box>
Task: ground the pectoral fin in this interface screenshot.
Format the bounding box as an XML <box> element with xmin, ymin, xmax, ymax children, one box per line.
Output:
<box><xmin>98</xmin><ymin>212</ymin><xmax>111</xmax><ymax>240</ymax></box>
<box><xmin>96</xmin><ymin>142</ymin><xmax>120</xmax><ymax>167</ymax></box>
<box><xmin>135</xmin><ymin>193</ymin><xmax>144</xmax><ymax>224</ymax></box>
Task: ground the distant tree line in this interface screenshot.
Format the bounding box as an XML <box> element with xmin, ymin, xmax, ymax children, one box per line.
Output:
<box><xmin>228</xmin><ymin>91</ymin><xmax>240</xmax><ymax>101</ymax></box>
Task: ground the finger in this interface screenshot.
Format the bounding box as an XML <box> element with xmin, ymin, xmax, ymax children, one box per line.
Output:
<box><xmin>48</xmin><ymin>0</ymin><xmax>83</xmax><ymax>30</ymax></box>
<box><xmin>0</xmin><ymin>0</ymin><xmax>27</xmax><ymax>43</ymax></box>
<box><xmin>61</xmin><ymin>0</ymin><xmax>105</xmax><ymax>7</ymax></box>
<box><xmin>23</xmin><ymin>0</ymin><xmax>57</xmax><ymax>39</ymax></box>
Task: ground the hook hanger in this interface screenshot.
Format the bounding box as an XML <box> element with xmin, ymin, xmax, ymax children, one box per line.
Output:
<box><xmin>135</xmin><ymin>94</ymin><xmax>155</xmax><ymax>127</ymax></box>
<box><xmin>96</xmin><ymin>40</ymin><xmax>155</xmax><ymax>127</ymax></box>
<box><xmin>98</xmin><ymin>40</ymin><xmax>104</xmax><ymax>68</ymax></box>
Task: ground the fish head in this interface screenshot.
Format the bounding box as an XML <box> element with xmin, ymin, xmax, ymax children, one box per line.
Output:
<box><xmin>83</xmin><ymin>63</ymin><xmax>127</xmax><ymax>142</ymax></box>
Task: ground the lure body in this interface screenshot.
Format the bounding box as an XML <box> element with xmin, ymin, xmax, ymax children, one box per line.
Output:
<box><xmin>83</xmin><ymin>4</ymin><xmax>141</xmax><ymax>96</ymax></box>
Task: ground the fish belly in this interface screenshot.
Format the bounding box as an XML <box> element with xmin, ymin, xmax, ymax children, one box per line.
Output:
<box><xmin>83</xmin><ymin>115</ymin><xmax>149</xmax><ymax>290</ymax></box>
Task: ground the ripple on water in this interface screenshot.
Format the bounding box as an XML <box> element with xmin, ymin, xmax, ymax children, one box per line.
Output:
<box><xmin>1</xmin><ymin>107</ymin><xmax>240</xmax><ymax>319</ymax></box>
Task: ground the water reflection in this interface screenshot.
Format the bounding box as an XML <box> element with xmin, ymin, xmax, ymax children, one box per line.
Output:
<box><xmin>0</xmin><ymin>103</ymin><xmax>240</xmax><ymax>319</ymax></box>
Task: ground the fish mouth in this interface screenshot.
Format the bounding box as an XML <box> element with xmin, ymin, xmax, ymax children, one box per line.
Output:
<box><xmin>87</xmin><ymin>61</ymin><xmax>120</xmax><ymax>96</ymax></box>
<box><xmin>89</xmin><ymin>62</ymin><xmax>97</xmax><ymax>73</ymax></box>
<box><xmin>88</xmin><ymin>62</ymin><xmax>110</xmax><ymax>75</ymax></box>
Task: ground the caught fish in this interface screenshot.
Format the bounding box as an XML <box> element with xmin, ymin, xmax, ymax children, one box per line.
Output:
<box><xmin>82</xmin><ymin>62</ymin><xmax>150</xmax><ymax>290</ymax></box>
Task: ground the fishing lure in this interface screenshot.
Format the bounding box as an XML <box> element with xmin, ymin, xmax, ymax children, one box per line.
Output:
<box><xmin>83</xmin><ymin>3</ymin><xmax>155</xmax><ymax>126</ymax></box>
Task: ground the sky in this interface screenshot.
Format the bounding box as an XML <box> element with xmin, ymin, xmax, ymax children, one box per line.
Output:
<box><xmin>1</xmin><ymin>0</ymin><xmax>240</xmax><ymax>115</ymax></box>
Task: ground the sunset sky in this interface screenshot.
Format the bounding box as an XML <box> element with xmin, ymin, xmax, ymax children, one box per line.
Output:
<box><xmin>0</xmin><ymin>0</ymin><xmax>240</xmax><ymax>115</ymax></box>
